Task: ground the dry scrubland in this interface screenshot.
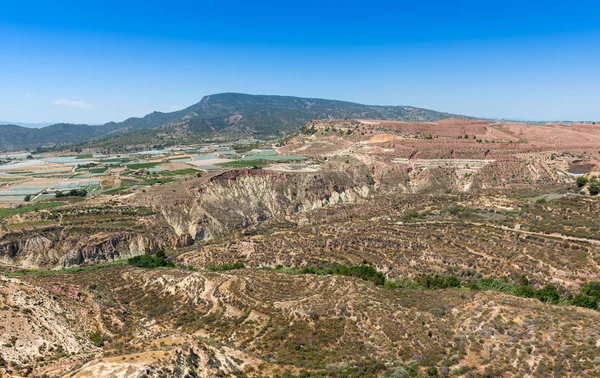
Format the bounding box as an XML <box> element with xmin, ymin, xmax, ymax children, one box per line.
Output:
<box><xmin>2</xmin><ymin>119</ymin><xmax>600</xmax><ymax>377</ymax></box>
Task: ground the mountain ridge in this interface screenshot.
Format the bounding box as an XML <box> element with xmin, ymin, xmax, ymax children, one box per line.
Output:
<box><xmin>0</xmin><ymin>92</ymin><xmax>469</xmax><ymax>151</ymax></box>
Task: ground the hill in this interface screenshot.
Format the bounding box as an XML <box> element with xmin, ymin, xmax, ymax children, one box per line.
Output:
<box><xmin>0</xmin><ymin>93</ymin><xmax>466</xmax><ymax>151</ymax></box>
<box><xmin>0</xmin><ymin>123</ymin><xmax>103</xmax><ymax>151</ymax></box>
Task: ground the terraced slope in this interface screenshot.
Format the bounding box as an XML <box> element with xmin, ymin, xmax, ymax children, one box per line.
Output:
<box><xmin>2</xmin><ymin>118</ymin><xmax>600</xmax><ymax>377</ymax></box>
<box><xmin>11</xmin><ymin>266</ymin><xmax>600</xmax><ymax>377</ymax></box>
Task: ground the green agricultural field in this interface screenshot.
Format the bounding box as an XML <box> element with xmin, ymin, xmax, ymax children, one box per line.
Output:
<box><xmin>101</xmin><ymin>176</ymin><xmax>174</xmax><ymax>196</ymax></box>
<box><xmin>141</xmin><ymin>177</ymin><xmax>174</xmax><ymax>186</ymax></box>
<box><xmin>217</xmin><ymin>160</ymin><xmax>269</xmax><ymax>167</ymax></box>
<box><xmin>76</xmin><ymin>154</ymin><xmax>94</xmax><ymax>159</ymax></box>
<box><xmin>125</xmin><ymin>162</ymin><xmax>161</xmax><ymax>169</ymax></box>
<box><xmin>240</xmin><ymin>155</ymin><xmax>307</xmax><ymax>161</ymax></box>
<box><xmin>0</xmin><ymin>177</ymin><xmax>26</xmax><ymax>183</ymax></box>
<box><xmin>102</xmin><ymin>187</ymin><xmax>129</xmax><ymax>195</ymax></box>
<box><xmin>0</xmin><ymin>201</ymin><xmax>67</xmax><ymax>218</ymax></box>
<box><xmin>159</xmin><ymin>168</ymin><xmax>200</xmax><ymax>176</ymax></box>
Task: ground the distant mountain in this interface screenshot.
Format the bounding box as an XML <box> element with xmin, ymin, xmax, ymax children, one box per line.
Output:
<box><xmin>0</xmin><ymin>121</ymin><xmax>55</xmax><ymax>128</ymax></box>
<box><xmin>0</xmin><ymin>93</ymin><xmax>468</xmax><ymax>151</ymax></box>
<box><xmin>0</xmin><ymin>123</ymin><xmax>104</xmax><ymax>151</ymax></box>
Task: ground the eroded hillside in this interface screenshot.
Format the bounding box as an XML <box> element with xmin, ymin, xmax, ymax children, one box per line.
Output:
<box><xmin>2</xmin><ymin>118</ymin><xmax>600</xmax><ymax>377</ymax></box>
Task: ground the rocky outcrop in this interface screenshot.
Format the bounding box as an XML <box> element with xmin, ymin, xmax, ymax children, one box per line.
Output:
<box><xmin>0</xmin><ymin>231</ymin><xmax>165</xmax><ymax>269</ymax></box>
<box><xmin>142</xmin><ymin>168</ymin><xmax>384</xmax><ymax>243</ymax></box>
<box><xmin>0</xmin><ymin>275</ymin><xmax>94</xmax><ymax>372</ymax></box>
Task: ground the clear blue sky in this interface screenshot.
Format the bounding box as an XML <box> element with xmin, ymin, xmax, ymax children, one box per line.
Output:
<box><xmin>1</xmin><ymin>0</ymin><xmax>599</xmax><ymax>124</ymax></box>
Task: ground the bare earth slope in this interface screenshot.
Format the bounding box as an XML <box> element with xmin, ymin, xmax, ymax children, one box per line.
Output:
<box><xmin>3</xmin><ymin>118</ymin><xmax>600</xmax><ymax>377</ymax></box>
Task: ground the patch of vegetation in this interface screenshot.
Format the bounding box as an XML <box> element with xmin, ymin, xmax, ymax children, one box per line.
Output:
<box><xmin>127</xmin><ymin>250</ymin><xmax>175</xmax><ymax>269</ymax></box>
<box><xmin>232</xmin><ymin>142</ymin><xmax>261</xmax><ymax>153</ymax></box>
<box><xmin>0</xmin><ymin>201</ymin><xmax>66</xmax><ymax>219</ymax></box>
<box><xmin>56</xmin><ymin>188</ymin><xmax>87</xmax><ymax>198</ymax></box>
<box><xmin>571</xmin><ymin>294</ymin><xmax>598</xmax><ymax>309</ymax></box>
<box><xmin>217</xmin><ymin>160</ymin><xmax>269</xmax><ymax>167</ymax></box>
<box><xmin>89</xmin><ymin>167</ymin><xmax>108</xmax><ymax>173</ymax></box>
<box><xmin>576</xmin><ymin>176</ymin><xmax>589</xmax><ymax>187</ymax></box>
<box><xmin>206</xmin><ymin>262</ymin><xmax>245</xmax><ymax>271</ymax></box>
<box><xmin>159</xmin><ymin>168</ymin><xmax>201</xmax><ymax>176</ymax></box>
<box><xmin>76</xmin><ymin>154</ymin><xmax>93</xmax><ymax>159</ymax></box>
<box><xmin>90</xmin><ymin>330</ymin><xmax>110</xmax><ymax>347</ymax></box>
<box><xmin>141</xmin><ymin>177</ymin><xmax>175</xmax><ymax>186</ymax></box>
<box><xmin>386</xmin><ymin>272</ymin><xmax>600</xmax><ymax>311</ymax></box>
<box><xmin>5</xmin><ymin>259</ymin><xmax>127</xmax><ymax>277</ymax></box>
<box><xmin>102</xmin><ymin>187</ymin><xmax>128</xmax><ymax>195</ymax></box>
<box><xmin>125</xmin><ymin>162</ymin><xmax>161</xmax><ymax>170</ymax></box>
<box><xmin>273</xmin><ymin>264</ymin><xmax>386</xmax><ymax>286</ymax></box>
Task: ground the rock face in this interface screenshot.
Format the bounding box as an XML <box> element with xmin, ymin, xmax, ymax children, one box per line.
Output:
<box><xmin>2</xmin><ymin>119</ymin><xmax>595</xmax><ymax>270</ymax></box>
<box><xmin>0</xmin><ymin>275</ymin><xmax>94</xmax><ymax>368</ymax></box>
<box><xmin>138</xmin><ymin>168</ymin><xmax>386</xmax><ymax>244</ymax></box>
<box><xmin>0</xmin><ymin>231</ymin><xmax>163</xmax><ymax>269</ymax></box>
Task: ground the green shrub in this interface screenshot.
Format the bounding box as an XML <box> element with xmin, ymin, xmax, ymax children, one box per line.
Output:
<box><xmin>128</xmin><ymin>249</ymin><xmax>175</xmax><ymax>269</ymax></box>
<box><xmin>571</xmin><ymin>294</ymin><xmax>598</xmax><ymax>309</ymax></box>
<box><xmin>535</xmin><ymin>285</ymin><xmax>561</xmax><ymax>304</ymax></box>
<box><xmin>417</xmin><ymin>274</ymin><xmax>448</xmax><ymax>289</ymax></box>
<box><xmin>426</xmin><ymin>366</ymin><xmax>438</xmax><ymax>377</ymax></box>
<box><xmin>515</xmin><ymin>285</ymin><xmax>535</xmax><ymax>298</ymax></box>
<box><xmin>299</xmin><ymin>264</ymin><xmax>387</xmax><ymax>286</ymax></box>
<box><xmin>56</xmin><ymin>188</ymin><xmax>87</xmax><ymax>198</ymax></box>
<box><xmin>576</xmin><ymin>176</ymin><xmax>589</xmax><ymax>187</ymax></box>
<box><xmin>206</xmin><ymin>262</ymin><xmax>245</xmax><ymax>272</ymax></box>
<box><xmin>473</xmin><ymin>277</ymin><xmax>517</xmax><ymax>294</ymax></box>
<box><xmin>334</xmin><ymin>265</ymin><xmax>386</xmax><ymax>286</ymax></box>
<box><xmin>90</xmin><ymin>331</ymin><xmax>109</xmax><ymax>347</ymax></box>
<box><xmin>445</xmin><ymin>276</ymin><xmax>461</xmax><ymax>287</ymax></box>
<box><xmin>582</xmin><ymin>282</ymin><xmax>600</xmax><ymax>299</ymax></box>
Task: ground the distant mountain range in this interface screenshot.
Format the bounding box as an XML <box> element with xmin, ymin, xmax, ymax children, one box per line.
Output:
<box><xmin>0</xmin><ymin>121</ymin><xmax>55</xmax><ymax>128</ymax></box>
<box><xmin>0</xmin><ymin>93</ymin><xmax>468</xmax><ymax>151</ymax></box>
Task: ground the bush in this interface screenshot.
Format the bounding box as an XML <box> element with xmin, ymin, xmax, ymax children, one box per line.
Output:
<box><xmin>515</xmin><ymin>285</ymin><xmax>535</xmax><ymax>298</ymax></box>
<box><xmin>571</xmin><ymin>294</ymin><xmax>598</xmax><ymax>309</ymax></box>
<box><xmin>474</xmin><ymin>277</ymin><xmax>517</xmax><ymax>293</ymax></box>
<box><xmin>24</xmin><ymin>194</ymin><xmax>31</xmax><ymax>202</ymax></box>
<box><xmin>56</xmin><ymin>188</ymin><xmax>87</xmax><ymax>198</ymax></box>
<box><xmin>417</xmin><ymin>274</ymin><xmax>448</xmax><ymax>289</ymax></box>
<box><xmin>299</xmin><ymin>264</ymin><xmax>387</xmax><ymax>286</ymax></box>
<box><xmin>447</xmin><ymin>205</ymin><xmax>465</xmax><ymax>215</ymax></box>
<box><xmin>445</xmin><ymin>276</ymin><xmax>461</xmax><ymax>287</ymax></box>
<box><xmin>576</xmin><ymin>176</ymin><xmax>589</xmax><ymax>187</ymax></box>
<box><xmin>207</xmin><ymin>262</ymin><xmax>245</xmax><ymax>272</ymax></box>
<box><xmin>582</xmin><ymin>282</ymin><xmax>600</xmax><ymax>299</ymax></box>
<box><xmin>535</xmin><ymin>285</ymin><xmax>561</xmax><ymax>304</ymax></box>
<box><xmin>589</xmin><ymin>182</ymin><xmax>599</xmax><ymax>196</ymax></box>
<box><xmin>90</xmin><ymin>331</ymin><xmax>109</xmax><ymax>347</ymax></box>
<box><xmin>128</xmin><ymin>249</ymin><xmax>175</xmax><ymax>269</ymax></box>
<box><xmin>334</xmin><ymin>265</ymin><xmax>386</xmax><ymax>286</ymax></box>
<box><xmin>426</xmin><ymin>366</ymin><xmax>438</xmax><ymax>377</ymax></box>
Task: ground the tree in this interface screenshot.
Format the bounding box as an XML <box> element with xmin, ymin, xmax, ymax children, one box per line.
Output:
<box><xmin>24</xmin><ymin>194</ymin><xmax>31</xmax><ymax>202</ymax></box>
<box><xmin>589</xmin><ymin>181</ymin><xmax>599</xmax><ymax>196</ymax></box>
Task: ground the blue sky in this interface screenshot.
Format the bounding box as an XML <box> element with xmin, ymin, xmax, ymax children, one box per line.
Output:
<box><xmin>1</xmin><ymin>0</ymin><xmax>599</xmax><ymax>124</ymax></box>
